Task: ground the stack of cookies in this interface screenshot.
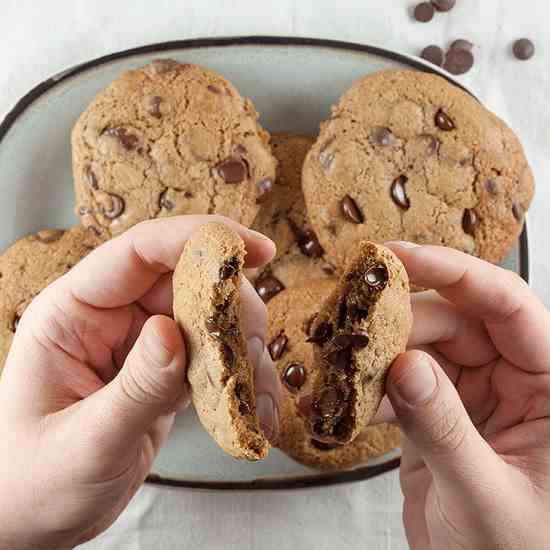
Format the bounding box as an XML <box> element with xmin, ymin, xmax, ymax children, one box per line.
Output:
<box><xmin>0</xmin><ymin>59</ymin><xmax>534</xmax><ymax>472</ymax></box>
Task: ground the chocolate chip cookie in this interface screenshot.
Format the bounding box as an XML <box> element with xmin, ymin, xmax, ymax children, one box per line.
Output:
<box><xmin>173</xmin><ymin>222</ymin><xmax>269</xmax><ymax>460</ymax></box>
<box><xmin>250</xmin><ymin>133</ymin><xmax>335</xmax><ymax>302</ymax></box>
<box><xmin>0</xmin><ymin>226</ymin><xmax>103</xmax><ymax>370</ymax></box>
<box><xmin>299</xmin><ymin>241</ymin><xmax>412</xmax><ymax>445</ymax></box>
<box><xmin>302</xmin><ymin>70</ymin><xmax>534</xmax><ymax>267</ymax></box>
<box><xmin>72</xmin><ymin>59</ymin><xmax>277</xmax><ymax>238</ymax></box>
<box><xmin>268</xmin><ymin>281</ymin><xmax>401</xmax><ymax>471</ymax></box>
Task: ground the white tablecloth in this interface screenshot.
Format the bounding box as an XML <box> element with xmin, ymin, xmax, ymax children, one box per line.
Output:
<box><xmin>2</xmin><ymin>1</ymin><xmax>549</xmax><ymax>548</ymax></box>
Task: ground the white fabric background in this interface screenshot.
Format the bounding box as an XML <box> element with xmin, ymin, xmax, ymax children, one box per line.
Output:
<box><xmin>1</xmin><ymin>1</ymin><xmax>549</xmax><ymax>548</ymax></box>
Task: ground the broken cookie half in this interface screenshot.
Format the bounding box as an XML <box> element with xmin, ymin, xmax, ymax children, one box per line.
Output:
<box><xmin>173</xmin><ymin>222</ymin><xmax>269</xmax><ymax>460</ymax></box>
<box><xmin>299</xmin><ymin>241</ymin><xmax>412</xmax><ymax>445</ymax></box>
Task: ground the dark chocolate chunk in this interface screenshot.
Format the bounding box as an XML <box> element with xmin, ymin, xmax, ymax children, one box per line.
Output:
<box><xmin>159</xmin><ymin>189</ymin><xmax>174</xmax><ymax>211</ymax></box>
<box><xmin>485</xmin><ymin>179</ymin><xmax>498</xmax><ymax>195</ymax></box>
<box><xmin>450</xmin><ymin>39</ymin><xmax>474</xmax><ymax>52</ymax></box>
<box><xmin>219</xmin><ymin>257</ymin><xmax>239</xmax><ymax>280</ymax></box>
<box><xmin>332</xmin><ymin>331</ymin><xmax>370</xmax><ymax>349</ymax></box>
<box><xmin>306</xmin><ymin>322</ymin><xmax>333</xmax><ymax>345</ymax></box>
<box><xmin>365</xmin><ymin>265</ymin><xmax>389</xmax><ymax>288</ymax></box>
<box><xmin>414</xmin><ymin>2</ymin><xmax>435</xmax><ymax>22</ymax></box>
<box><xmin>348</xmin><ymin>303</ymin><xmax>370</xmax><ymax>322</ymax></box>
<box><xmin>297</xmin><ymin>230</ymin><xmax>324</xmax><ymax>258</ymax></box>
<box><xmin>283</xmin><ymin>362</ymin><xmax>306</xmax><ymax>390</ymax></box>
<box><xmin>36</xmin><ymin>229</ymin><xmax>65</xmax><ymax>244</ymax></box>
<box><xmin>373</xmin><ymin>127</ymin><xmax>395</xmax><ymax>146</ymax></box>
<box><xmin>462</xmin><ymin>209</ymin><xmax>478</xmax><ymax>235</ymax></box>
<box><xmin>513</xmin><ymin>38</ymin><xmax>535</xmax><ymax>61</ymax></box>
<box><xmin>255</xmin><ymin>276</ymin><xmax>285</xmax><ymax>303</ymax></box>
<box><xmin>221</xmin><ymin>343</ymin><xmax>235</xmax><ymax>367</ymax></box>
<box><xmin>235</xmin><ymin>382</ymin><xmax>251</xmax><ymax>415</ymax></box>
<box><xmin>205</xmin><ymin>317</ymin><xmax>224</xmax><ymax>341</ymax></box>
<box><xmin>256</xmin><ymin>178</ymin><xmax>273</xmax><ymax>204</ymax></box>
<box><xmin>512</xmin><ymin>202</ymin><xmax>524</xmax><ymax>222</ymax></box>
<box><xmin>102</xmin><ymin>194</ymin><xmax>125</xmax><ymax>219</ymax></box>
<box><xmin>431</xmin><ymin>0</ymin><xmax>455</xmax><ymax>11</ymax></box>
<box><xmin>435</xmin><ymin>109</ymin><xmax>455</xmax><ymax>131</ymax></box>
<box><xmin>421</xmin><ymin>45</ymin><xmax>445</xmax><ymax>67</ymax></box>
<box><xmin>148</xmin><ymin>96</ymin><xmax>163</xmax><ymax>118</ymax></box>
<box><xmin>391</xmin><ymin>176</ymin><xmax>410</xmax><ymax>210</ymax></box>
<box><xmin>310</xmin><ymin>439</ymin><xmax>340</xmax><ymax>451</ymax></box>
<box><xmin>443</xmin><ymin>48</ymin><xmax>474</xmax><ymax>75</ymax></box>
<box><xmin>341</xmin><ymin>195</ymin><xmax>364</xmax><ymax>224</ymax></box>
<box><xmin>215</xmin><ymin>158</ymin><xmax>248</xmax><ymax>183</ymax></box>
<box><xmin>325</xmin><ymin>348</ymin><xmax>351</xmax><ymax>371</ymax></box>
<box><xmin>336</xmin><ymin>296</ymin><xmax>348</xmax><ymax>328</ymax></box>
<box><xmin>85</xmin><ymin>167</ymin><xmax>99</xmax><ymax>189</ymax></box>
<box><xmin>103</xmin><ymin>127</ymin><xmax>140</xmax><ymax>151</ymax></box>
<box><xmin>268</xmin><ymin>333</ymin><xmax>288</xmax><ymax>361</ymax></box>
<box><xmin>422</xmin><ymin>134</ymin><xmax>441</xmax><ymax>155</ymax></box>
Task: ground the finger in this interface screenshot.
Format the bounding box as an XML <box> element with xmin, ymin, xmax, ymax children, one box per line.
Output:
<box><xmin>386</xmin><ymin>350</ymin><xmax>505</xmax><ymax>501</ymax></box>
<box><xmin>387</xmin><ymin>242</ymin><xmax>550</xmax><ymax>373</ymax></box>
<box><xmin>74</xmin><ymin>315</ymin><xmax>189</xmax><ymax>459</ymax></box>
<box><xmin>139</xmin><ymin>273</ymin><xmax>173</xmax><ymax>316</ymax></box>
<box><xmin>66</xmin><ymin>216</ymin><xmax>275</xmax><ymax>309</ymax></box>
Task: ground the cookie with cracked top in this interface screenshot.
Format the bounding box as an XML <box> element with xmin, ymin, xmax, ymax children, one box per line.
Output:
<box><xmin>0</xmin><ymin>226</ymin><xmax>104</xmax><ymax>371</ymax></box>
<box><xmin>302</xmin><ymin>69</ymin><xmax>534</xmax><ymax>268</ymax></box>
<box><xmin>268</xmin><ymin>280</ymin><xmax>402</xmax><ymax>471</ymax></box>
<box><xmin>173</xmin><ymin>222</ymin><xmax>269</xmax><ymax>461</ymax></box>
<box><xmin>72</xmin><ymin>59</ymin><xmax>277</xmax><ymax>238</ymax></box>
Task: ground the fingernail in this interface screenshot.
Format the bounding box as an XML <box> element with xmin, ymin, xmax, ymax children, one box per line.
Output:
<box><xmin>393</xmin><ymin>357</ymin><xmax>437</xmax><ymax>405</ymax></box>
<box><xmin>247</xmin><ymin>228</ymin><xmax>272</xmax><ymax>242</ymax></box>
<box><xmin>386</xmin><ymin>240</ymin><xmax>420</xmax><ymax>249</ymax></box>
<box><xmin>257</xmin><ymin>393</ymin><xmax>278</xmax><ymax>441</ymax></box>
<box><xmin>247</xmin><ymin>336</ymin><xmax>264</xmax><ymax>369</ymax></box>
<box><xmin>145</xmin><ymin>327</ymin><xmax>174</xmax><ymax>368</ymax></box>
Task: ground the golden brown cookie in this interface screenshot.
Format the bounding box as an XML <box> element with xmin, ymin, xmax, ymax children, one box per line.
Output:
<box><xmin>72</xmin><ymin>59</ymin><xmax>277</xmax><ymax>238</ymax></box>
<box><xmin>267</xmin><ymin>281</ymin><xmax>401</xmax><ymax>471</ymax></box>
<box><xmin>173</xmin><ymin>222</ymin><xmax>269</xmax><ymax>461</ymax></box>
<box><xmin>302</xmin><ymin>69</ymin><xmax>534</xmax><ymax>267</ymax></box>
<box><xmin>0</xmin><ymin>226</ymin><xmax>103</xmax><ymax>370</ymax></box>
<box><xmin>250</xmin><ymin>133</ymin><xmax>335</xmax><ymax>303</ymax></box>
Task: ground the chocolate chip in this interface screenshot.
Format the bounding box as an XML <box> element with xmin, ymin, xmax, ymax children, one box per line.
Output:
<box><xmin>348</xmin><ymin>303</ymin><xmax>370</xmax><ymax>322</ymax></box>
<box><xmin>341</xmin><ymin>195</ymin><xmax>364</xmax><ymax>224</ymax></box>
<box><xmin>512</xmin><ymin>202</ymin><xmax>524</xmax><ymax>222</ymax></box>
<box><xmin>310</xmin><ymin>439</ymin><xmax>340</xmax><ymax>451</ymax></box>
<box><xmin>431</xmin><ymin>0</ymin><xmax>455</xmax><ymax>11</ymax></box>
<box><xmin>332</xmin><ymin>331</ymin><xmax>370</xmax><ymax>349</ymax></box>
<box><xmin>184</xmin><ymin>191</ymin><xmax>194</xmax><ymax>199</ymax></box>
<box><xmin>336</xmin><ymin>296</ymin><xmax>348</xmax><ymax>328</ymax></box>
<box><xmin>103</xmin><ymin>127</ymin><xmax>140</xmax><ymax>151</ymax></box>
<box><xmin>12</xmin><ymin>314</ymin><xmax>20</xmax><ymax>332</ymax></box>
<box><xmin>215</xmin><ymin>158</ymin><xmax>248</xmax><ymax>183</ymax></box>
<box><xmin>256</xmin><ymin>178</ymin><xmax>273</xmax><ymax>204</ymax></box>
<box><xmin>314</xmin><ymin>387</ymin><xmax>343</xmax><ymax>418</ymax></box>
<box><xmin>148</xmin><ymin>96</ymin><xmax>163</xmax><ymax>118</ymax></box>
<box><xmin>207</xmin><ymin>84</ymin><xmax>222</xmax><ymax>94</ymax></box>
<box><xmin>365</xmin><ymin>265</ymin><xmax>389</xmax><ymax>288</ymax></box>
<box><xmin>485</xmin><ymin>179</ymin><xmax>498</xmax><ymax>195</ymax></box>
<box><xmin>414</xmin><ymin>2</ymin><xmax>435</xmax><ymax>22</ymax></box>
<box><xmin>450</xmin><ymin>39</ymin><xmax>474</xmax><ymax>52</ymax></box>
<box><xmin>283</xmin><ymin>362</ymin><xmax>306</xmax><ymax>390</ymax></box>
<box><xmin>421</xmin><ymin>45</ymin><xmax>445</xmax><ymax>67</ymax></box>
<box><xmin>101</xmin><ymin>194</ymin><xmax>125</xmax><ymax>219</ymax></box>
<box><xmin>222</xmin><ymin>344</ymin><xmax>235</xmax><ymax>367</ymax></box>
<box><xmin>268</xmin><ymin>333</ymin><xmax>288</xmax><ymax>360</ymax></box>
<box><xmin>306</xmin><ymin>323</ymin><xmax>333</xmax><ymax>345</ymax></box>
<box><xmin>85</xmin><ymin>167</ymin><xmax>99</xmax><ymax>190</ymax></box>
<box><xmin>373</xmin><ymin>127</ymin><xmax>395</xmax><ymax>146</ymax></box>
<box><xmin>255</xmin><ymin>276</ymin><xmax>285</xmax><ymax>303</ymax></box>
<box><xmin>513</xmin><ymin>38</ymin><xmax>535</xmax><ymax>61</ymax></box>
<box><xmin>297</xmin><ymin>230</ymin><xmax>324</xmax><ymax>258</ymax></box>
<box><xmin>235</xmin><ymin>382</ymin><xmax>250</xmax><ymax>415</ymax></box>
<box><xmin>435</xmin><ymin>109</ymin><xmax>455</xmax><ymax>131</ymax></box>
<box><xmin>219</xmin><ymin>257</ymin><xmax>239</xmax><ymax>280</ymax></box>
<box><xmin>391</xmin><ymin>176</ymin><xmax>410</xmax><ymax>210</ymax></box>
<box><xmin>322</xmin><ymin>265</ymin><xmax>336</xmax><ymax>276</ymax></box>
<box><xmin>443</xmin><ymin>48</ymin><xmax>474</xmax><ymax>75</ymax></box>
<box><xmin>422</xmin><ymin>134</ymin><xmax>441</xmax><ymax>155</ymax></box>
<box><xmin>159</xmin><ymin>189</ymin><xmax>174</xmax><ymax>211</ymax></box>
<box><xmin>462</xmin><ymin>209</ymin><xmax>478</xmax><ymax>235</ymax></box>
<box><xmin>205</xmin><ymin>317</ymin><xmax>224</xmax><ymax>341</ymax></box>
<box><xmin>304</xmin><ymin>313</ymin><xmax>318</xmax><ymax>337</ymax></box>
<box><xmin>325</xmin><ymin>347</ymin><xmax>351</xmax><ymax>371</ymax></box>
<box><xmin>36</xmin><ymin>229</ymin><xmax>65</xmax><ymax>244</ymax></box>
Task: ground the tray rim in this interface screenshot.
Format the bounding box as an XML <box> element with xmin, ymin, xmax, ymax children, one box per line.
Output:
<box><xmin>0</xmin><ymin>35</ymin><xmax>530</xmax><ymax>491</ymax></box>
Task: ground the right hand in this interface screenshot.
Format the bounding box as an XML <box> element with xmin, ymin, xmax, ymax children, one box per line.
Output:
<box><xmin>378</xmin><ymin>242</ymin><xmax>550</xmax><ymax>550</ymax></box>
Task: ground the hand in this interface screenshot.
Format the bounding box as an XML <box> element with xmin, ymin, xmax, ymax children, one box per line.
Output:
<box><xmin>377</xmin><ymin>242</ymin><xmax>550</xmax><ymax>550</ymax></box>
<box><xmin>0</xmin><ymin>216</ymin><xmax>280</xmax><ymax>550</ymax></box>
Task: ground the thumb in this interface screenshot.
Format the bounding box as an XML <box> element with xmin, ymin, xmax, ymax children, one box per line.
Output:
<box><xmin>387</xmin><ymin>350</ymin><xmax>501</xmax><ymax>493</ymax></box>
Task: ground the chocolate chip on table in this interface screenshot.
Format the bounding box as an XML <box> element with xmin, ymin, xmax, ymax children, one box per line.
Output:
<box><xmin>462</xmin><ymin>209</ymin><xmax>478</xmax><ymax>235</ymax></box>
<box><xmin>414</xmin><ymin>2</ymin><xmax>435</xmax><ymax>22</ymax></box>
<box><xmin>512</xmin><ymin>202</ymin><xmax>524</xmax><ymax>222</ymax></box>
<box><xmin>450</xmin><ymin>39</ymin><xmax>474</xmax><ymax>52</ymax></box>
<box><xmin>283</xmin><ymin>362</ymin><xmax>306</xmax><ymax>390</ymax></box>
<box><xmin>431</xmin><ymin>0</ymin><xmax>455</xmax><ymax>11</ymax></box>
<box><xmin>219</xmin><ymin>257</ymin><xmax>239</xmax><ymax>280</ymax></box>
<box><xmin>297</xmin><ymin>230</ymin><xmax>324</xmax><ymax>258</ymax></box>
<box><xmin>103</xmin><ymin>127</ymin><xmax>140</xmax><ymax>151</ymax></box>
<box><xmin>215</xmin><ymin>158</ymin><xmax>248</xmax><ymax>183</ymax></box>
<box><xmin>373</xmin><ymin>127</ymin><xmax>395</xmax><ymax>146</ymax></box>
<box><xmin>255</xmin><ymin>276</ymin><xmax>285</xmax><ymax>303</ymax></box>
<box><xmin>485</xmin><ymin>179</ymin><xmax>498</xmax><ymax>195</ymax></box>
<box><xmin>306</xmin><ymin>322</ymin><xmax>333</xmax><ymax>345</ymax></box>
<box><xmin>36</xmin><ymin>229</ymin><xmax>65</xmax><ymax>244</ymax></box>
<box><xmin>391</xmin><ymin>176</ymin><xmax>410</xmax><ymax>210</ymax></box>
<box><xmin>365</xmin><ymin>265</ymin><xmax>389</xmax><ymax>288</ymax></box>
<box><xmin>101</xmin><ymin>194</ymin><xmax>125</xmax><ymax>219</ymax></box>
<box><xmin>159</xmin><ymin>189</ymin><xmax>175</xmax><ymax>210</ymax></box>
<box><xmin>332</xmin><ymin>331</ymin><xmax>370</xmax><ymax>349</ymax></box>
<box><xmin>435</xmin><ymin>109</ymin><xmax>456</xmax><ymax>131</ymax></box>
<box><xmin>513</xmin><ymin>38</ymin><xmax>535</xmax><ymax>61</ymax></box>
<box><xmin>310</xmin><ymin>439</ymin><xmax>340</xmax><ymax>451</ymax></box>
<box><xmin>256</xmin><ymin>178</ymin><xmax>273</xmax><ymax>204</ymax></box>
<box><xmin>148</xmin><ymin>96</ymin><xmax>163</xmax><ymax>118</ymax></box>
<box><xmin>443</xmin><ymin>48</ymin><xmax>474</xmax><ymax>75</ymax></box>
<box><xmin>268</xmin><ymin>333</ymin><xmax>288</xmax><ymax>360</ymax></box>
<box><xmin>421</xmin><ymin>45</ymin><xmax>445</xmax><ymax>67</ymax></box>
<box><xmin>341</xmin><ymin>195</ymin><xmax>364</xmax><ymax>224</ymax></box>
